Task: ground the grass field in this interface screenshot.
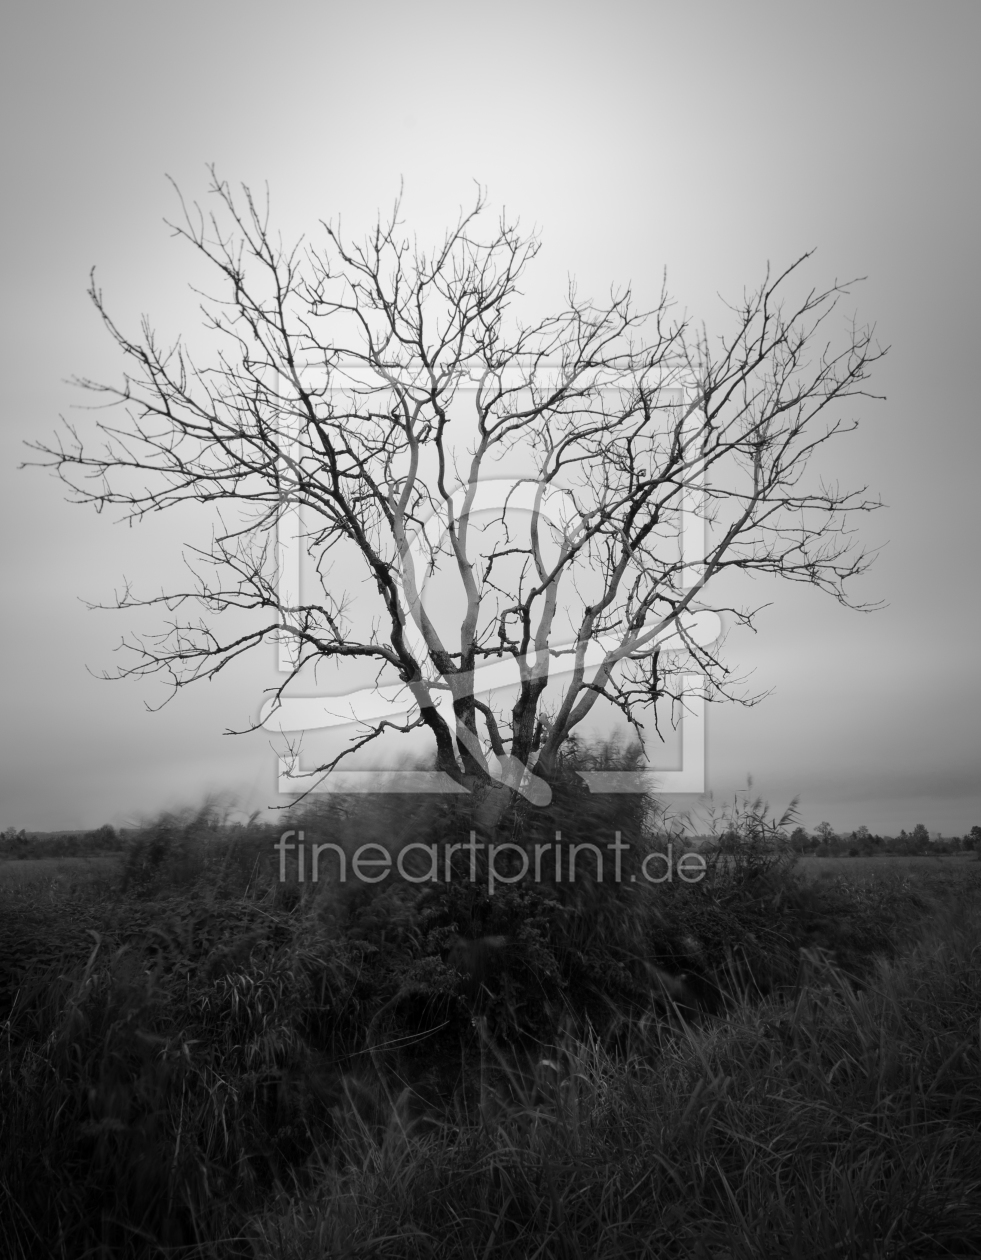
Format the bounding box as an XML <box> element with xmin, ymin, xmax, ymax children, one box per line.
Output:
<box><xmin>1</xmin><ymin>849</ymin><xmax>973</xmax><ymax>890</ymax></box>
<box><xmin>0</xmin><ymin>853</ymin><xmax>122</xmax><ymax>887</ymax></box>
<box><xmin>794</xmin><ymin>850</ymin><xmax>979</xmax><ymax>880</ymax></box>
<box><xmin>1</xmin><ymin>812</ymin><xmax>980</xmax><ymax>1259</ymax></box>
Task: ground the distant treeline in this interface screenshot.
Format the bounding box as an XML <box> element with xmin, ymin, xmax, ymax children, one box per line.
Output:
<box><xmin>683</xmin><ymin>827</ymin><xmax>979</xmax><ymax>857</ymax></box>
<box><xmin>2</xmin><ymin>822</ymin><xmax>978</xmax><ymax>864</ymax></box>
<box><xmin>0</xmin><ymin>825</ymin><xmax>123</xmax><ymax>859</ymax></box>
<box><xmin>783</xmin><ymin>825</ymin><xmax>980</xmax><ymax>857</ymax></box>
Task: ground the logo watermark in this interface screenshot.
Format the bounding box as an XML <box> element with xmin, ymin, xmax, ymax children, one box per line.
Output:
<box><xmin>275</xmin><ymin>829</ymin><xmax>707</xmax><ymax>894</ymax></box>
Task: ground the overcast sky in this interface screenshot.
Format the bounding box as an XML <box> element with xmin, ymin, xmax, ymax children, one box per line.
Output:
<box><xmin>1</xmin><ymin>0</ymin><xmax>978</xmax><ymax>836</ymax></box>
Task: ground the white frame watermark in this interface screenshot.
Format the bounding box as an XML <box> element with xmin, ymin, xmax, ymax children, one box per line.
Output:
<box><xmin>258</xmin><ymin>364</ymin><xmax>718</xmax><ymax>797</ymax></box>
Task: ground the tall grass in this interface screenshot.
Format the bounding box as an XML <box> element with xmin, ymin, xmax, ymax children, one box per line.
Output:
<box><xmin>1</xmin><ymin>768</ymin><xmax>979</xmax><ymax>1258</ymax></box>
<box><xmin>250</xmin><ymin>895</ymin><xmax>981</xmax><ymax>1260</ymax></box>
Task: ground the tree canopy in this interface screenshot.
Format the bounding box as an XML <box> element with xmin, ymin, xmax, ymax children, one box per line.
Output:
<box><xmin>29</xmin><ymin>174</ymin><xmax>885</xmax><ymax>807</ymax></box>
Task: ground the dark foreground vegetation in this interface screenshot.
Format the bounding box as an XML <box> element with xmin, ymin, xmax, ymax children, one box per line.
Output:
<box><xmin>2</xmin><ymin>767</ymin><xmax>980</xmax><ymax>1259</ymax></box>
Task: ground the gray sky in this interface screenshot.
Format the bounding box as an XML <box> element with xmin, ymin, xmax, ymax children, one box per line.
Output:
<box><xmin>1</xmin><ymin>0</ymin><xmax>978</xmax><ymax>836</ymax></box>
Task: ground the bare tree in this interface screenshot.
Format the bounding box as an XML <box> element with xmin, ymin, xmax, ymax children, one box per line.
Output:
<box><xmin>28</xmin><ymin>171</ymin><xmax>885</xmax><ymax>815</ymax></box>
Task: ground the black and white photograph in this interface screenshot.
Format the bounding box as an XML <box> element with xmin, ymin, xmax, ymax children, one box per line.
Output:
<box><xmin>1</xmin><ymin>3</ymin><xmax>979</xmax><ymax>1256</ymax></box>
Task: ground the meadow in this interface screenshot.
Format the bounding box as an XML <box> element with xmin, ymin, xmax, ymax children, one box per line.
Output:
<box><xmin>1</xmin><ymin>787</ymin><xmax>979</xmax><ymax>1259</ymax></box>
<box><xmin>795</xmin><ymin>852</ymin><xmax>979</xmax><ymax>882</ymax></box>
<box><xmin>0</xmin><ymin>853</ymin><xmax>123</xmax><ymax>888</ymax></box>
